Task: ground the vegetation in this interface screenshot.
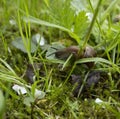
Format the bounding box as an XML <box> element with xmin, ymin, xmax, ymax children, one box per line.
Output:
<box><xmin>0</xmin><ymin>0</ymin><xmax>120</xmax><ymax>118</ymax></box>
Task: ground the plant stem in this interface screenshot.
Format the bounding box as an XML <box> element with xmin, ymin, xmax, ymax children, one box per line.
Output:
<box><xmin>82</xmin><ymin>0</ymin><xmax>103</xmax><ymax>48</ymax></box>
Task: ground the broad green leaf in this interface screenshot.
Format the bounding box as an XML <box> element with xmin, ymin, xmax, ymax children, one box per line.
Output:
<box><xmin>74</xmin><ymin>11</ymin><xmax>89</xmax><ymax>38</ymax></box>
<box><xmin>23</xmin><ymin>16</ymin><xmax>81</xmax><ymax>44</ymax></box>
<box><xmin>12</xmin><ymin>37</ymin><xmax>37</xmax><ymax>53</ymax></box>
<box><xmin>23</xmin><ymin>16</ymin><xmax>70</xmax><ymax>32</ymax></box>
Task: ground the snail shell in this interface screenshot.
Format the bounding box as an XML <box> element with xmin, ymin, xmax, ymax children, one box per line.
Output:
<box><xmin>83</xmin><ymin>46</ymin><xmax>96</xmax><ymax>58</ymax></box>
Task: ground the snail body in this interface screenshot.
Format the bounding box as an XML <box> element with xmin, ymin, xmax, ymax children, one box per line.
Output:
<box><xmin>55</xmin><ymin>46</ymin><xmax>79</xmax><ymax>60</ymax></box>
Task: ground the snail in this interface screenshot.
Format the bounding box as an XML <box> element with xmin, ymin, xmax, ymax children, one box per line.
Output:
<box><xmin>48</xmin><ymin>45</ymin><xmax>96</xmax><ymax>68</ymax></box>
<box><xmin>54</xmin><ymin>45</ymin><xmax>96</xmax><ymax>59</ymax></box>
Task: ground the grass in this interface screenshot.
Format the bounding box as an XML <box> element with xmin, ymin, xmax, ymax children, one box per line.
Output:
<box><xmin>0</xmin><ymin>0</ymin><xmax>120</xmax><ymax>118</ymax></box>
